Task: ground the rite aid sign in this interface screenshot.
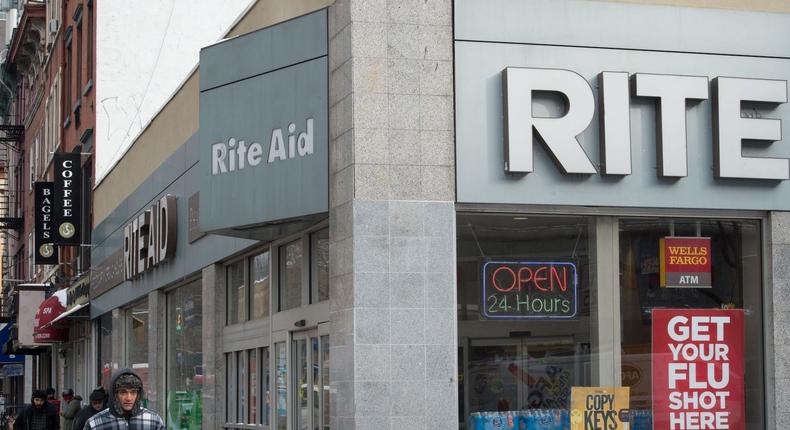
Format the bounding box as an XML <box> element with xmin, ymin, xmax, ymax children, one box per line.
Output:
<box><xmin>503</xmin><ymin>69</ymin><xmax>787</xmax><ymax>181</ymax></box>
<box><xmin>455</xmin><ymin>0</ymin><xmax>790</xmax><ymax>211</ymax></box>
<box><xmin>199</xmin><ymin>10</ymin><xmax>328</xmax><ymax>234</ymax></box>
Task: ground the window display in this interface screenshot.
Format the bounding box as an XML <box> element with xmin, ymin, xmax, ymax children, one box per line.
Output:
<box><xmin>457</xmin><ymin>214</ymin><xmax>764</xmax><ymax>430</ymax></box>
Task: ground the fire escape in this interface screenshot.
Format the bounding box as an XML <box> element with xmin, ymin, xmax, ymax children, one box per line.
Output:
<box><xmin>0</xmin><ymin>121</ymin><xmax>23</xmax><ymax>323</ymax></box>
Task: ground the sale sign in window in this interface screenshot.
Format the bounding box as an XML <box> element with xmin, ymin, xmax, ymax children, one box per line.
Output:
<box><xmin>652</xmin><ymin>309</ymin><xmax>745</xmax><ymax>430</ymax></box>
<box><xmin>660</xmin><ymin>237</ymin><xmax>712</xmax><ymax>288</ymax></box>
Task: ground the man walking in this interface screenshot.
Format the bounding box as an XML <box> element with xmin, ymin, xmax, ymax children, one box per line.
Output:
<box><xmin>13</xmin><ymin>390</ymin><xmax>59</xmax><ymax>430</ymax></box>
<box><xmin>72</xmin><ymin>388</ymin><xmax>107</xmax><ymax>430</ymax></box>
<box><xmin>84</xmin><ymin>369</ymin><xmax>163</xmax><ymax>430</ymax></box>
<box><xmin>60</xmin><ymin>390</ymin><xmax>81</xmax><ymax>430</ymax></box>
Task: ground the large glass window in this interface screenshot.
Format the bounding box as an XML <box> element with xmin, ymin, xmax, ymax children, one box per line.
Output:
<box><xmin>226</xmin><ymin>347</ymin><xmax>271</xmax><ymax>428</ymax></box>
<box><xmin>126</xmin><ymin>300</ymin><xmax>150</xmax><ymax>404</ymax></box>
<box><xmin>456</xmin><ymin>213</ymin><xmax>765</xmax><ymax>429</ymax></box>
<box><xmin>279</xmin><ymin>240</ymin><xmax>303</xmax><ymax>311</ymax></box>
<box><xmin>166</xmin><ymin>281</ymin><xmax>203</xmax><ymax>430</ymax></box>
<box><xmin>252</xmin><ymin>251</ymin><xmax>270</xmax><ymax>319</ymax></box>
<box><xmin>619</xmin><ymin>218</ymin><xmax>764</xmax><ymax>429</ymax></box>
<box><xmin>227</xmin><ymin>260</ymin><xmax>246</xmax><ymax>324</ymax></box>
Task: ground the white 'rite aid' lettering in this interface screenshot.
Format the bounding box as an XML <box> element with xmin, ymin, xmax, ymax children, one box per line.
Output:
<box><xmin>713</xmin><ymin>77</ymin><xmax>789</xmax><ymax>180</ymax></box>
<box><xmin>503</xmin><ymin>67</ymin><xmax>597</xmax><ymax>174</ymax></box>
<box><xmin>502</xmin><ymin>67</ymin><xmax>789</xmax><ymax>181</ymax></box>
<box><xmin>211</xmin><ymin>118</ymin><xmax>314</xmax><ymax>175</ymax></box>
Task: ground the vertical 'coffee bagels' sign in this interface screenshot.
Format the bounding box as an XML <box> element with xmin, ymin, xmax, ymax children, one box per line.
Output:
<box><xmin>34</xmin><ymin>182</ymin><xmax>58</xmax><ymax>264</ymax></box>
<box><xmin>53</xmin><ymin>152</ymin><xmax>81</xmax><ymax>245</ymax></box>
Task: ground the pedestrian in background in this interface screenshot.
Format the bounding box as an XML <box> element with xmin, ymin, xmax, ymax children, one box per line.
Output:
<box><xmin>13</xmin><ymin>390</ymin><xmax>58</xmax><ymax>430</ymax></box>
<box><xmin>59</xmin><ymin>390</ymin><xmax>80</xmax><ymax>430</ymax></box>
<box><xmin>72</xmin><ymin>388</ymin><xmax>107</xmax><ymax>430</ymax></box>
<box><xmin>44</xmin><ymin>390</ymin><xmax>58</xmax><ymax>419</ymax></box>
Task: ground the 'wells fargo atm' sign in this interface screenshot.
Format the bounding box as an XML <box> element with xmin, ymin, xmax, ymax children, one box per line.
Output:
<box><xmin>660</xmin><ymin>237</ymin><xmax>711</xmax><ymax>289</ymax></box>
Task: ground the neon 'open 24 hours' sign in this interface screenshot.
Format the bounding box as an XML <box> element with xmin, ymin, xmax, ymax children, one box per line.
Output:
<box><xmin>482</xmin><ymin>261</ymin><xmax>578</xmax><ymax>320</ymax></box>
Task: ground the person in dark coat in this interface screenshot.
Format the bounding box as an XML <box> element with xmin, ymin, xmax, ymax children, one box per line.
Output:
<box><xmin>13</xmin><ymin>390</ymin><xmax>59</xmax><ymax>430</ymax></box>
<box><xmin>72</xmin><ymin>388</ymin><xmax>107</xmax><ymax>430</ymax></box>
<box><xmin>84</xmin><ymin>369</ymin><xmax>163</xmax><ymax>430</ymax></box>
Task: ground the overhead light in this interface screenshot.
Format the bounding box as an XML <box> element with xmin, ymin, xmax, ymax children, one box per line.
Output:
<box><xmin>513</xmin><ymin>216</ymin><xmax>529</xmax><ymax>221</ymax></box>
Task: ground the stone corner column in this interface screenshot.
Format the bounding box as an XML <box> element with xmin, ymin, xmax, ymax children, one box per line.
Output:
<box><xmin>768</xmin><ymin>211</ymin><xmax>790</xmax><ymax>430</ymax></box>
<box><xmin>328</xmin><ymin>1</ymin><xmax>457</xmax><ymax>429</ymax></box>
<box><xmin>202</xmin><ymin>264</ymin><xmax>226</xmax><ymax>430</ymax></box>
<box><xmin>147</xmin><ymin>290</ymin><xmax>166</xmax><ymax>416</ymax></box>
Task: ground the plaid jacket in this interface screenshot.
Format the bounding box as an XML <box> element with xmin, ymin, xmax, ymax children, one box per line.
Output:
<box><xmin>83</xmin><ymin>408</ymin><xmax>164</xmax><ymax>430</ymax></box>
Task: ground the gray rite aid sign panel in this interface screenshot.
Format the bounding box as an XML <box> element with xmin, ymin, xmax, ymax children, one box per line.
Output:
<box><xmin>455</xmin><ymin>0</ymin><xmax>790</xmax><ymax>211</ymax></box>
<box><xmin>199</xmin><ymin>9</ymin><xmax>328</xmax><ymax>232</ymax></box>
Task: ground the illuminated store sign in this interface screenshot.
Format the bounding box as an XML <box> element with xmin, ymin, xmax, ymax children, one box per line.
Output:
<box><xmin>124</xmin><ymin>195</ymin><xmax>177</xmax><ymax>280</ymax></box>
<box><xmin>482</xmin><ymin>261</ymin><xmax>577</xmax><ymax>319</ymax></box>
<box><xmin>503</xmin><ymin>68</ymin><xmax>788</xmax><ymax>180</ymax></box>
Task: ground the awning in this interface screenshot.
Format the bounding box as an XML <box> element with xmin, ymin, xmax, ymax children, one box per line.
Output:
<box><xmin>33</xmin><ymin>289</ymin><xmax>68</xmax><ymax>343</ymax></box>
<box><xmin>0</xmin><ymin>324</ymin><xmax>23</xmax><ymax>364</ymax></box>
<box><xmin>45</xmin><ymin>302</ymin><xmax>89</xmax><ymax>327</ymax></box>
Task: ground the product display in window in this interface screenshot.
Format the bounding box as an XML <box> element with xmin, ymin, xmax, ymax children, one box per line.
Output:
<box><xmin>458</xmin><ymin>214</ymin><xmax>763</xmax><ymax>430</ymax></box>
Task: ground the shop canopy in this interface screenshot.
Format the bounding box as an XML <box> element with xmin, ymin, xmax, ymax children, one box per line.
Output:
<box><xmin>0</xmin><ymin>324</ymin><xmax>23</xmax><ymax>363</ymax></box>
<box><xmin>46</xmin><ymin>302</ymin><xmax>89</xmax><ymax>326</ymax></box>
<box><xmin>33</xmin><ymin>289</ymin><xmax>69</xmax><ymax>343</ymax></box>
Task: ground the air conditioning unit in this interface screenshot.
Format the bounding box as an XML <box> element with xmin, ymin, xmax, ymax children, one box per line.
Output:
<box><xmin>48</xmin><ymin>19</ymin><xmax>57</xmax><ymax>34</ymax></box>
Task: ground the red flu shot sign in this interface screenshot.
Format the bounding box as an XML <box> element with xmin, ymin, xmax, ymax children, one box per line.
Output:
<box><xmin>652</xmin><ymin>309</ymin><xmax>745</xmax><ymax>430</ymax></box>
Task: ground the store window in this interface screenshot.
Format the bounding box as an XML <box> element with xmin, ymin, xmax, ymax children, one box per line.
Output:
<box><xmin>456</xmin><ymin>213</ymin><xmax>765</xmax><ymax>429</ymax></box>
<box><xmin>227</xmin><ymin>250</ymin><xmax>271</xmax><ymax>325</ymax></box>
<box><xmin>126</xmin><ymin>300</ymin><xmax>150</xmax><ymax>404</ymax></box>
<box><xmin>166</xmin><ymin>281</ymin><xmax>203</xmax><ymax>430</ymax></box>
<box><xmin>279</xmin><ymin>240</ymin><xmax>303</xmax><ymax>311</ymax></box>
<box><xmin>277</xmin><ymin>228</ymin><xmax>329</xmax><ymax>313</ymax></box>
<box><xmin>97</xmin><ymin>312</ymin><xmax>116</xmax><ymax>389</ymax></box>
<box><xmin>252</xmin><ymin>251</ymin><xmax>270</xmax><ymax>320</ymax></box>
<box><xmin>619</xmin><ymin>218</ymin><xmax>764</xmax><ymax>429</ymax></box>
<box><xmin>228</xmin><ymin>260</ymin><xmax>246</xmax><ymax>324</ymax></box>
<box><xmin>226</xmin><ymin>347</ymin><xmax>271</xmax><ymax>428</ymax></box>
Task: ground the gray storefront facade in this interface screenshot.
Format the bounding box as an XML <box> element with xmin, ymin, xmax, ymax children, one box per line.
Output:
<box><xmin>88</xmin><ymin>1</ymin><xmax>790</xmax><ymax>429</ymax></box>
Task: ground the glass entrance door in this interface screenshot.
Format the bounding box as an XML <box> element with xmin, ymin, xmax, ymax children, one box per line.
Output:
<box><xmin>291</xmin><ymin>329</ymin><xmax>330</xmax><ymax>430</ymax></box>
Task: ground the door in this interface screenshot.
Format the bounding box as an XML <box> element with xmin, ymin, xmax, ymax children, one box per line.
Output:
<box><xmin>291</xmin><ymin>328</ymin><xmax>329</xmax><ymax>430</ymax></box>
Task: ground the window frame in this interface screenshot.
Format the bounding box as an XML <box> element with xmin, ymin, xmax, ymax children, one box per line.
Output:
<box><xmin>454</xmin><ymin>205</ymin><xmax>770</xmax><ymax>429</ymax></box>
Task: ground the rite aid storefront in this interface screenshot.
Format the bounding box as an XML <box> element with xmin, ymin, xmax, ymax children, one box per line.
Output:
<box><xmin>454</xmin><ymin>1</ymin><xmax>789</xmax><ymax>429</ymax></box>
<box><xmin>90</xmin><ymin>9</ymin><xmax>329</xmax><ymax>430</ymax></box>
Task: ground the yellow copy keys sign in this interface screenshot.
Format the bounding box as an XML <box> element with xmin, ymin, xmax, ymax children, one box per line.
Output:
<box><xmin>570</xmin><ymin>386</ymin><xmax>630</xmax><ymax>430</ymax></box>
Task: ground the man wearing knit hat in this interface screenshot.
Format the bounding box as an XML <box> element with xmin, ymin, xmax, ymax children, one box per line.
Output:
<box><xmin>72</xmin><ymin>387</ymin><xmax>107</xmax><ymax>430</ymax></box>
<box><xmin>13</xmin><ymin>389</ymin><xmax>59</xmax><ymax>430</ymax></box>
<box><xmin>84</xmin><ymin>369</ymin><xmax>163</xmax><ymax>430</ymax></box>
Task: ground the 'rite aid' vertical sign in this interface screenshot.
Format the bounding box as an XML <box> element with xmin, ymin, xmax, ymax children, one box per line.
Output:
<box><xmin>34</xmin><ymin>182</ymin><xmax>58</xmax><ymax>264</ymax></box>
<box><xmin>53</xmin><ymin>153</ymin><xmax>81</xmax><ymax>245</ymax></box>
